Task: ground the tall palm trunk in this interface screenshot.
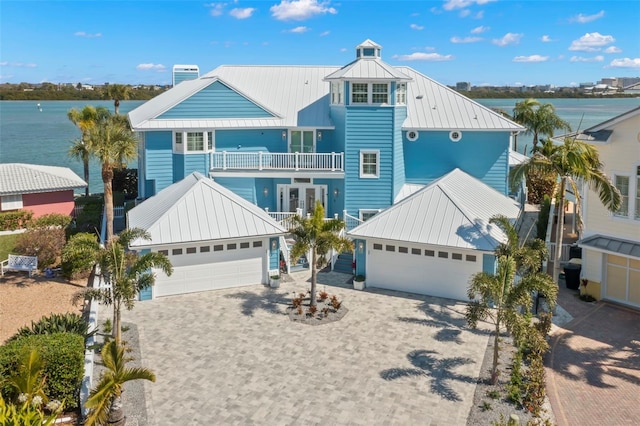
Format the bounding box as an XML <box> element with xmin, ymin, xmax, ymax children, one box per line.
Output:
<box><xmin>83</xmin><ymin>152</ymin><xmax>90</xmax><ymax>197</ymax></box>
<box><xmin>103</xmin><ymin>165</ymin><xmax>115</xmax><ymax>242</ymax></box>
<box><xmin>107</xmin><ymin>395</ymin><xmax>125</xmax><ymax>426</ymax></box>
<box><xmin>310</xmin><ymin>246</ymin><xmax>317</xmax><ymax>307</ymax></box>
<box><xmin>553</xmin><ymin>178</ymin><xmax>567</xmax><ymax>284</ymax></box>
<box><xmin>113</xmin><ymin>301</ymin><xmax>121</xmax><ymax>345</ymax></box>
<box><xmin>114</xmin><ymin>100</ymin><xmax>120</xmax><ymax>115</ymax></box>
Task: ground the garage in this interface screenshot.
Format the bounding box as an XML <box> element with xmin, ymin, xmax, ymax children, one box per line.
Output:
<box><xmin>604</xmin><ymin>254</ymin><xmax>640</xmax><ymax>308</ymax></box>
<box><xmin>348</xmin><ymin>169</ymin><xmax>520</xmax><ymax>301</ymax></box>
<box><xmin>127</xmin><ymin>172</ymin><xmax>286</xmax><ymax>299</ymax></box>
<box><xmin>153</xmin><ymin>240</ymin><xmax>266</xmax><ymax>297</ymax></box>
<box><xmin>366</xmin><ymin>239</ymin><xmax>481</xmax><ymax>301</ymax></box>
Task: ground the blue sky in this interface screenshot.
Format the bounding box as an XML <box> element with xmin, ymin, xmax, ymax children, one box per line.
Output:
<box><xmin>1</xmin><ymin>0</ymin><xmax>639</xmax><ymax>87</ymax></box>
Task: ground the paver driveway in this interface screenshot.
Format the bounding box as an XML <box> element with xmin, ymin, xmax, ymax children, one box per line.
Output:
<box><xmin>121</xmin><ymin>272</ymin><xmax>490</xmax><ymax>425</ymax></box>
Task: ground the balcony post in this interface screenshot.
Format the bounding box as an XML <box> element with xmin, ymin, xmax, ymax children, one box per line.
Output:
<box><xmin>259</xmin><ymin>151</ymin><xmax>263</xmax><ymax>171</ymax></box>
<box><xmin>223</xmin><ymin>151</ymin><xmax>227</xmax><ymax>170</ymax></box>
<box><xmin>331</xmin><ymin>152</ymin><xmax>335</xmax><ymax>171</ymax></box>
<box><xmin>295</xmin><ymin>152</ymin><xmax>299</xmax><ymax>171</ymax></box>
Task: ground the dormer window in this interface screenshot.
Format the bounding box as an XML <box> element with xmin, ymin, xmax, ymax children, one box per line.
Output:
<box><xmin>351</xmin><ymin>82</ymin><xmax>389</xmax><ymax>105</ymax></box>
<box><xmin>331</xmin><ymin>81</ymin><xmax>344</xmax><ymax>105</ymax></box>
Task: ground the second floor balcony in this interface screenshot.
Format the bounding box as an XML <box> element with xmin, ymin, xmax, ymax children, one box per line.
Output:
<box><xmin>210</xmin><ymin>151</ymin><xmax>345</xmax><ymax>178</ymax></box>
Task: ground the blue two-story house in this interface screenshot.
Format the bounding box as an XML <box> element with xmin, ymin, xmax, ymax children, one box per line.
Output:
<box><xmin>128</xmin><ymin>40</ymin><xmax>525</xmax><ymax>300</ymax></box>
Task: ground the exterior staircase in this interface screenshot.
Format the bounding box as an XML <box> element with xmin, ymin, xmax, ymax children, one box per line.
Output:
<box><xmin>333</xmin><ymin>252</ymin><xmax>353</xmax><ymax>274</ymax></box>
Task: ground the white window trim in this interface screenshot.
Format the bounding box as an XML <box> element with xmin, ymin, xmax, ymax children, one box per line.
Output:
<box><xmin>288</xmin><ymin>129</ymin><xmax>316</xmax><ymax>153</ymax></box>
<box><xmin>360</xmin><ymin>150</ymin><xmax>380</xmax><ymax>178</ymax></box>
<box><xmin>635</xmin><ymin>164</ymin><xmax>640</xmax><ymax>221</ymax></box>
<box><xmin>359</xmin><ymin>209</ymin><xmax>381</xmax><ymax>221</ymax></box>
<box><xmin>173</xmin><ymin>131</ymin><xmax>214</xmax><ymax>154</ymax></box>
<box><xmin>350</xmin><ymin>82</ymin><xmax>390</xmax><ymax>105</ymax></box>
<box><xmin>613</xmin><ymin>174</ymin><xmax>630</xmax><ymax>218</ymax></box>
<box><xmin>330</xmin><ymin>82</ymin><xmax>344</xmax><ymax>105</ymax></box>
<box><xmin>396</xmin><ymin>83</ymin><xmax>407</xmax><ymax>105</ymax></box>
<box><xmin>1</xmin><ymin>194</ymin><xmax>23</xmax><ymax>210</ymax></box>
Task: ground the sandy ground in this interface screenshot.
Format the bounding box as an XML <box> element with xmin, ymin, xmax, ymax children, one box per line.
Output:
<box><xmin>0</xmin><ymin>272</ymin><xmax>87</xmax><ymax>344</ymax></box>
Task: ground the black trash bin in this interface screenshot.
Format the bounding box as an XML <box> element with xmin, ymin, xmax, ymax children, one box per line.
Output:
<box><xmin>569</xmin><ymin>245</ymin><xmax>582</xmax><ymax>260</ymax></box>
<box><xmin>563</xmin><ymin>263</ymin><xmax>581</xmax><ymax>290</ymax></box>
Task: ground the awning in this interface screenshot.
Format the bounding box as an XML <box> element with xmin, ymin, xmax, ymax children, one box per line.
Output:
<box><xmin>579</xmin><ymin>234</ymin><xmax>640</xmax><ymax>258</ymax></box>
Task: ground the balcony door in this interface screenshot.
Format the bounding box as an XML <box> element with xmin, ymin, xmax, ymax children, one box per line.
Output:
<box><xmin>278</xmin><ymin>182</ymin><xmax>327</xmax><ymax>215</ymax></box>
<box><xmin>290</xmin><ymin>130</ymin><xmax>315</xmax><ymax>153</ymax></box>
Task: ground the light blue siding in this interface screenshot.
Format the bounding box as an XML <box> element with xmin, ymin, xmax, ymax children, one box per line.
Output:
<box><xmin>138</xmin><ymin>249</ymin><xmax>152</xmax><ymax>301</ymax></box>
<box><xmin>159</xmin><ymin>81</ymin><xmax>274</xmax><ymax>119</ymax></box>
<box><xmin>329</xmin><ymin>106</ymin><xmax>346</xmax><ymax>152</ymax></box>
<box><xmin>392</xmin><ymin>107</ymin><xmax>407</xmax><ymax>199</ymax></box>
<box><xmin>213</xmin><ymin>177</ymin><xmax>257</xmax><ymax>204</ymax></box>
<box><xmin>403</xmin><ymin>131</ymin><xmax>510</xmax><ymax>194</ymax></box>
<box><xmin>173</xmin><ymin>71</ymin><xmax>198</xmax><ymax>86</ymax></box>
<box><xmin>173</xmin><ymin>153</ymin><xmax>209</xmax><ymax>182</ymax></box>
<box><xmin>344</xmin><ymin>107</ymin><xmax>394</xmax><ymax>216</ymax></box>
<box><xmin>215</xmin><ymin>129</ymin><xmax>285</xmax><ymax>152</ymax></box>
<box><xmin>144</xmin><ymin>131</ymin><xmax>173</xmax><ymax>196</ymax></box>
<box><xmin>354</xmin><ymin>239</ymin><xmax>366</xmax><ymax>276</ymax></box>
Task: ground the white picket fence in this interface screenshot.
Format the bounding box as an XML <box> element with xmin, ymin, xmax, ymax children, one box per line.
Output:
<box><xmin>74</xmin><ymin>205</ymin><xmax>125</xmax><ymax>218</ymax></box>
<box><xmin>547</xmin><ymin>243</ymin><xmax>572</xmax><ymax>262</ymax></box>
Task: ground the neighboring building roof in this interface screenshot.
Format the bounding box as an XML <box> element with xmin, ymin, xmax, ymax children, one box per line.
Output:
<box><xmin>348</xmin><ymin>168</ymin><xmax>521</xmax><ymax>251</ymax></box>
<box><xmin>127</xmin><ymin>172</ymin><xmax>286</xmax><ymax>248</ymax></box>
<box><xmin>579</xmin><ymin>234</ymin><xmax>640</xmax><ymax>259</ymax></box>
<box><xmin>509</xmin><ymin>150</ymin><xmax>529</xmax><ymax>166</ymax></box>
<box><xmin>0</xmin><ymin>163</ymin><xmax>86</xmax><ymax>196</ymax></box>
<box><xmin>394</xmin><ymin>183</ymin><xmax>425</xmax><ymax>204</ymax></box>
<box><xmin>555</xmin><ymin>106</ymin><xmax>640</xmax><ymax>144</ymax></box>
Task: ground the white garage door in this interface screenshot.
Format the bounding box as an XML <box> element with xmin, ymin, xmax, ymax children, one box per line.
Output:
<box><xmin>153</xmin><ymin>242</ymin><xmax>265</xmax><ymax>297</ymax></box>
<box><xmin>367</xmin><ymin>242</ymin><xmax>479</xmax><ymax>301</ymax></box>
<box><xmin>605</xmin><ymin>254</ymin><xmax>640</xmax><ymax>308</ymax></box>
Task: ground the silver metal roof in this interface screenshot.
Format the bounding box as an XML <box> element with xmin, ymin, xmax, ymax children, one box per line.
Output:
<box><xmin>129</xmin><ymin>64</ymin><xmax>523</xmax><ymax>132</ymax></box>
<box><xmin>400</xmin><ymin>67</ymin><xmax>524</xmax><ymax>131</ymax></box>
<box><xmin>579</xmin><ymin>234</ymin><xmax>640</xmax><ymax>258</ymax></box>
<box><xmin>394</xmin><ymin>183</ymin><xmax>425</xmax><ymax>203</ymax></box>
<box><xmin>324</xmin><ymin>59</ymin><xmax>412</xmax><ymax>81</ymax></box>
<box><xmin>555</xmin><ymin>106</ymin><xmax>640</xmax><ymax>144</ymax></box>
<box><xmin>509</xmin><ymin>149</ymin><xmax>529</xmax><ymax>166</ymax></box>
<box><xmin>348</xmin><ymin>168</ymin><xmax>521</xmax><ymax>251</ymax></box>
<box><xmin>127</xmin><ymin>172</ymin><xmax>286</xmax><ymax>248</ymax></box>
<box><xmin>0</xmin><ymin>163</ymin><xmax>86</xmax><ymax>196</ymax></box>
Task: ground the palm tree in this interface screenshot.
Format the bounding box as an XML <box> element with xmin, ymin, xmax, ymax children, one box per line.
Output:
<box><xmin>67</xmin><ymin>106</ymin><xmax>110</xmax><ymax>196</ymax></box>
<box><xmin>84</xmin><ymin>341</ymin><xmax>155</xmax><ymax>426</ymax></box>
<box><xmin>510</xmin><ymin>138</ymin><xmax>621</xmax><ymax>284</ymax></box>
<box><xmin>288</xmin><ymin>201</ymin><xmax>352</xmax><ymax>307</ymax></box>
<box><xmin>466</xmin><ymin>216</ymin><xmax>557</xmax><ymax>384</ymax></box>
<box><xmin>105</xmin><ymin>84</ymin><xmax>130</xmax><ymax>115</ymax></box>
<box><xmin>75</xmin><ymin>228</ymin><xmax>172</xmax><ymax>345</ymax></box>
<box><xmin>85</xmin><ymin>116</ymin><xmax>138</xmax><ymax>241</ymax></box>
<box><xmin>512</xmin><ymin>98</ymin><xmax>571</xmax><ymax>152</ymax></box>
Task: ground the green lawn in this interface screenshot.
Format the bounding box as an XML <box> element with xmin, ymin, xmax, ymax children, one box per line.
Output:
<box><xmin>0</xmin><ymin>233</ymin><xmax>19</xmax><ymax>261</ymax></box>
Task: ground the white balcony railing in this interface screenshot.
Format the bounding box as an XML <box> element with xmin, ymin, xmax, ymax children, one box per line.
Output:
<box><xmin>210</xmin><ymin>151</ymin><xmax>344</xmax><ymax>172</ymax></box>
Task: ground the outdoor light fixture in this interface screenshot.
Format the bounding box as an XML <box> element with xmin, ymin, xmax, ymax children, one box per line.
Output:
<box><xmin>333</xmin><ymin>188</ymin><xmax>339</xmax><ymax>197</ymax></box>
<box><xmin>317</xmin><ymin>131</ymin><xmax>322</xmax><ymax>141</ymax></box>
<box><xmin>263</xmin><ymin>187</ymin><xmax>269</xmax><ymax>197</ymax></box>
<box><xmin>358</xmin><ymin>241</ymin><xmax>364</xmax><ymax>252</ymax></box>
<box><xmin>282</xmin><ymin>130</ymin><xmax>287</xmax><ymax>140</ymax></box>
<box><xmin>271</xmin><ymin>240</ymin><xmax>277</xmax><ymax>250</ymax></box>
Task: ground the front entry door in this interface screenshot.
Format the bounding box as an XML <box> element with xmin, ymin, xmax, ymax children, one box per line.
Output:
<box><xmin>278</xmin><ymin>184</ymin><xmax>327</xmax><ymax>214</ymax></box>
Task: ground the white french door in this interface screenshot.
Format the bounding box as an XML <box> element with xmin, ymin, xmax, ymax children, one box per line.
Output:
<box><xmin>278</xmin><ymin>183</ymin><xmax>327</xmax><ymax>215</ymax></box>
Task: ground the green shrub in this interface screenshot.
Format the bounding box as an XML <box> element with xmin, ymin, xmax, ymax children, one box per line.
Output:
<box><xmin>27</xmin><ymin>213</ymin><xmax>72</xmax><ymax>230</ymax></box>
<box><xmin>536</xmin><ymin>195</ymin><xmax>551</xmax><ymax>239</ymax></box>
<box><xmin>61</xmin><ymin>232</ymin><xmax>100</xmax><ymax>279</ymax></box>
<box><xmin>6</xmin><ymin>313</ymin><xmax>96</xmax><ymax>344</ymax></box>
<box><xmin>522</xmin><ymin>356</ymin><xmax>547</xmax><ymax>416</ymax></box>
<box><xmin>0</xmin><ymin>333</ymin><xmax>84</xmax><ymax>409</ymax></box>
<box><xmin>72</xmin><ymin>198</ymin><xmax>102</xmax><ymax>235</ymax></box>
<box><xmin>507</xmin><ymin>349</ymin><xmax>523</xmax><ymax>405</ymax></box>
<box><xmin>15</xmin><ymin>228</ymin><xmax>66</xmax><ymax>268</ymax></box>
<box><xmin>0</xmin><ymin>210</ymin><xmax>33</xmax><ymax>231</ymax></box>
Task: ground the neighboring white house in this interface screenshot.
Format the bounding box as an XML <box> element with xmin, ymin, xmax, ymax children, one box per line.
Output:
<box><xmin>577</xmin><ymin>106</ymin><xmax>640</xmax><ymax>309</ymax></box>
<box><xmin>347</xmin><ymin>169</ymin><xmax>521</xmax><ymax>301</ymax></box>
<box><xmin>127</xmin><ymin>172</ymin><xmax>286</xmax><ymax>299</ymax></box>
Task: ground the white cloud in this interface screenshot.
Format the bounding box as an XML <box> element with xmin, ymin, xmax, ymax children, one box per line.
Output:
<box><xmin>3</xmin><ymin>62</ymin><xmax>37</xmax><ymax>68</ymax></box>
<box><xmin>229</xmin><ymin>7</ymin><xmax>255</xmax><ymax>19</ymax></box>
<box><xmin>0</xmin><ymin>74</ymin><xmax>14</xmax><ymax>80</ymax></box>
<box><xmin>319</xmin><ymin>31</ymin><xmax>330</xmax><ymax>36</ymax></box>
<box><xmin>410</xmin><ymin>24</ymin><xmax>424</xmax><ymax>30</ymax></box>
<box><xmin>392</xmin><ymin>52</ymin><xmax>454</xmax><ymax>62</ymax></box>
<box><xmin>459</xmin><ymin>9</ymin><xmax>471</xmax><ymax>17</ymax></box>
<box><xmin>570</xmin><ymin>10</ymin><xmax>605</xmax><ymax>23</ymax></box>
<box><xmin>471</xmin><ymin>25</ymin><xmax>489</xmax><ymax>34</ymax></box>
<box><xmin>270</xmin><ymin>0</ymin><xmax>336</xmax><ymax>21</ymax></box>
<box><xmin>569</xmin><ymin>55</ymin><xmax>604</xmax><ymax>63</ymax></box>
<box><xmin>608</xmin><ymin>58</ymin><xmax>640</xmax><ymax>68</ymax></box>
<box><xmin>541</xmin><ymin>35</ymin><xmax>554</xmax><ymax>42</ymax></box>
<box><xmin>74</xmin><ymin>31</ymin><xmax>102</xmax><ymax>38</ymax></box>
<box><xmin>0</xmin><ymin>61</ymin><xmax>7</xmax><ymax>66</ymax></box>
<box><xmin>492</xmin><ymin>33</ymin><xmax>523</xmax><ymax>47</ymax></box>
<box><xmin>569</xmin><ymin>32</ymin><xmax>615</xmax><ymax>52</ymax></box>
<box><xmin>136</xmin><ymin>63</ymin><xmax>167</xmax><ymax>71</ymax></box>
<box><xmin>443</xmin><ymin>0</ymin><xmax>496</xmax><ymax>11</ymax></box>
<box><xmin>287</xmin><ymin>26</ymin><xmax>310</xmax><ymax>33</ymax></box>
<box><xmin>207</xmin><ymin>2</ymin><xmax>226</xmax><ymax>16</ymax></box>
<box><xmin>340</xmin><ymin>48</ymin><xmax>347</xmax><ymax>52</ymax></box>
<box><xmin>513</xmin><ymin>55</ymin><xmax>549</xmax><ymax>63</ymax></box>
<box><xmin>474</xmin><ymin>10</ymin><xmax>484</xmax><ymax>19</ymax></box>
<box><xmin>450</xmin><ymin>36</ymin><xmax>482</xmax><ymax>43</ymax></box>
<box><xmin>604</xmin><ymin>46</ymin><xmax>622</xmax><ymax>54</ymax></box>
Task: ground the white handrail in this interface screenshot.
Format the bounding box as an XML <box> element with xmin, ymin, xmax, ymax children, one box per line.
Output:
<box><xmin>279</xmin><ymin>235</ymin><xmax>291</xmax><ymax>274</ymax></box>
<box><xmin>343</xmin><ymin>210</ymin><xmax>363</xmax><ymax>231</ymax></box>
<box><xmin>210</xmin><ymin>151</ymin><xmax>344</xmax><ymax>171</ymax></box>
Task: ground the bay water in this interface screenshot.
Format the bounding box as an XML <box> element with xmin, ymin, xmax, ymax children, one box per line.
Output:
<box><xmin>1</xmin><ymin>98</ymin><xmax>638</xmax><ymax>194</ymax></box>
